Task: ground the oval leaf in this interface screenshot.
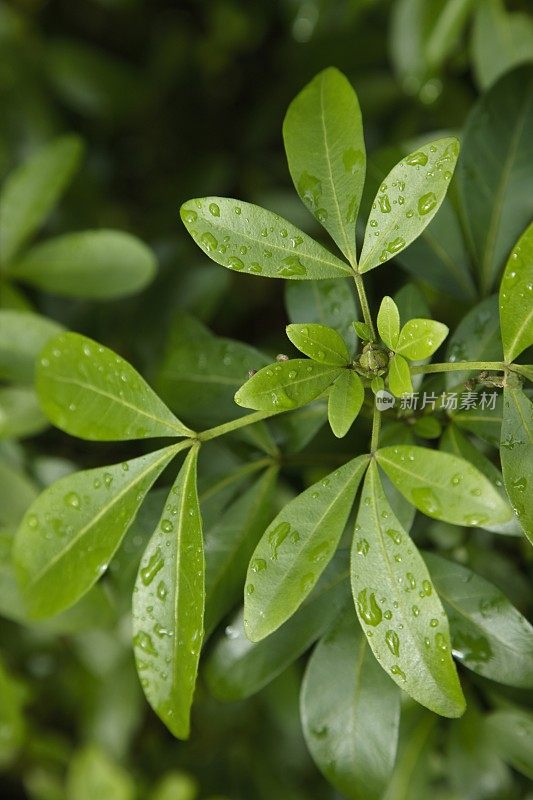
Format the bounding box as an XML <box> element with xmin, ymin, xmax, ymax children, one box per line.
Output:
<box><xmin>424</xmin><ymin>553</ymin><xmax>533</xmax><ymax>688</ymax></box>
<box><xmin>327</xmin><ymin>370</ymin><xmax>364</xmax><ymax>437</ymax></box>
<box><xmin>10</xmin><ymin>230</ymin><xmax>156</xmax><ymax>299</ymax></box>
<box><xmin>499</xmin><ymin>222</ymin><xmax>533</xmax><ymax>362</ymax></box>
<box><xmin>395</xmin><ymin>318</ymin><xmax>449</xmax><ymax>360</ymax></box>
<box><xmin>377</xmin><ymin>445</ymin><xmax>511</xmax><ymax>527</ymax></box>
<box><xmin>359</xmin><ymin>138</ymin><xmax>460</xmax><ymax>272</ymax></box>
<box><xmin>283</xmin><ymin>67</ymin><xmax>365</xmax><ymax>264</ymax></box>
<box><xmin>180</xmin><ymin>197</ymin><xmax>352</xmax><ymax>280</ymax></box>
<box><xmin>0</xmin><ymin>135</ymin><xmax>83</xmax><ymax>266</ymax></box>
<box><xmin>244</xmin><ymin>455</ymin><xmax>369</xmax><ymax>641</ymax></box>
<box><xmin>132</xmin><ymin>446</ymin><xmax>203</xmax><ymax>739</ymax></box>
<box><xmin>388</xmin><ymin>354</ymin><xmax>413</xmax><ymax>398</ymax></box>
<box><xmin>13</xmin><ymin>444</ymin><xmax>182</xmax><ymax>618</ymax></box>
<box><xmin>234</xmin><ymin>358</ymin><xmax>342</xmax><ymax>412</ymax></box>
<box><xmin>301</xmin><ymin>608</ymin><xmax>400</xmax><ymax>800</ymax></box>
<box><xmin>501</xmin><ymin>384</ymin><xmax>533</xmax><ymax>543</ymax></box>
<box><xmin>351</xmin><ymin>462</ymin><xmax>465</xmax><ymax>717</ymax></box>
<box><xmin>37</xmin><ymin>332</ymin><xmax>193</xmax><ymax>440</ymax></box>
<box><xmin>286</xmin><ymin>323</ymin><xmax>351</xmax><ymax>366</ymax></box>
<box><xmin>377</xmin><ymin>296</ymin><xmax>400</xmax><ymax>349</ymax></box>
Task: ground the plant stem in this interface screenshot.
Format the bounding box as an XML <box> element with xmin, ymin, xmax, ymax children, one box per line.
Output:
<box><xmin>370</xmin><ymin>406</ymin><xmax>381</xmax><ymax>453</ymax></box>
<box><xmin>410</xmin><ymin>360</ymin><xmax>507</xmax><ymax>375</ymax></box>
<box><xmin>353</xmin><ymin>272</ymin><xmax>376</xmax><ymax>339</ymax></box>
<box><xmin>197</xmin><ymin>410</ymin><xmax>278</xmax><ymax>442</ymax></box>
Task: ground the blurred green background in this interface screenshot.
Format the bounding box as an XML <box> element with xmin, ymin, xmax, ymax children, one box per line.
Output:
<box><xmin>1</xmin><ymin>1</ymin><xmax>532</xmax><ymax>798</ymax></box>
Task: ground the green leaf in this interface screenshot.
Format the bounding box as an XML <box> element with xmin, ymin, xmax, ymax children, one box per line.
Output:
<box><xmin>244</xmin><ymin>455</ymin><xmax>369</xmax><ymax>641</ymax></box>
<box><xmin>440</xmin><ymin>424</ymin><xmax>520</xmax><ymax>536</ymax></box>
<box><xmin>353</xmin><ymin>321</ymin><xmax>373</xmax><ymax>342</ymax></box>
<box><xmin>351</xmin><ymin>462</ymin><xmax>465</xmax><ymax>717</ymax></box>
<box><xmin>501</xmin><ymin>385</ymin><xmax>533</xmax><ymax>542</ymax></box>
<box><xmin>204</xmin><ymin>556</ymin><xmax>349</xmax><ymax>700</ymax></box>
<box><xmin>445</xmin><ymin>295</ymin><xmax>503</xmax><ymax>388</ymax></box>
<box><xmin>234</xmin><ymin>359</ymin><xmax>342</xmax><ymax>412</ymax></box>
<box><xmin>271</xmin><ymin>400</ymin><xmax>327</xmax><ymax>454</ymax></box>
<box><xmin>9</xmin><ymin>231</ymin><xmax>156</xmax><ymax>299</ymax></box>
<box><xmin>285</xmin><ymin>279</ymin><xmax>358</xmax><ymax>355</ymax></box>
<box><xmin>286</xmin><ymin>323</ymin><xmax>350</xmax><ymax>366</ymax></box>
<box><xmin>383</xmin><ymin>708</ymin><xmax>436</xmax><ymax>800</ymax></box>
<box><xmin>484</xmin><ymin>709</ymin><xmax>533</xmax><ymax>779</ymax></box>
<box><xmin>452</xmin><ymin>391</ymin><xmax>503</xmax><ymax>447</ymax></box>
<box><xmin>395</xmin><ymin>318</ymin><xmax>449</xmax><ymax>360</ymax></box>
<box><xmin>0</xmin><ymin>135</ymin><xmax>83</xmax><ymax>266</ymax></box>
<box><xmin>388</xmin><ymin>354</ymin><xmax>413</xmax><ymax>398</ymax></box>
<box><xmin>377</xmin><ymin>296</ymin><xmax>400</xmax><ymax>349</ymax></box>
<box><xmin>150</xmin><ymin>772</ymin><xmax>198</xmax><ymax>800</ymax></box>
<box><xmin>359</xmin><ymin>138</ymin><xmax>459</xmax><ymax>272</ymax></box>
<box><xmin>155</xmin><ymin>314</ymin><xmax>269</xmax><ymax>428</ymax></box>
<box><xmin>282</xmin><ymin>67</ymin><xmax>365</xmax><ymax>265</ymax></box>
<box><xmin>204</xmin><ymin>467</ymin><xmax>278</xmax><ymax>635</ymax></box>
<box><xmin>499</xmin><ymin>222</ymin><xmax>533</xmax><ymax>362</ymax></box>
<box><xmin>412</xmin><ymin>416</ymin><xmax>441</xmax><ymax>439</ymax></box>
<box><xmin>0</xmin><ymin>458</ymin><xmax>38</xmax><ymax>528</ymax></box>
<box><xmin>376</xmin><ymin>445</ymin><xmax>512</xmax><ymax>527</ymax></box>
<box><xmin>424</xmin><ymin>0</ymin><xmax>477</xmax><ymax>72</ymax></box>
<box><xmin>457</xmin><ymin>65</ymin><xmax>533</xmax><ymax>293</ymax></box>
<box><xmin>0</xmin><ymin>311</ymin><xmax>64</xmax><ymax>384</ymax></box>
<box><xmin>180</xmin><ymin>198</ymin><xmax>352</xmax><ymax>280</ymax></box>
<box><xmin>301</xmin><ymin>607</ymin><xmax>400</xmax><ymax>800</ymax></box>
<box><xmin>0</xmin><ymin>657</ymin><xmax>27</xmax><ymax>769</ymax></box>
<box><xmin>472</xmin><ymin>0</ymin><xmax>533</xmax><ymax>90</ymax></box>
<box><xmin>132</xmin><ymin>446</ymin><xmax>203</xmax><ymax>739</ymax></box>
<box><xmin>0</xmin><ymin>386</ymin><xmax>48</xmax><ymax>439</ymax></box>
<box><xmin>37</xmin><ymin>332</ymin><xmax>193</xmax><ymax>440</ymax></box>
<box><xmin>424</xmin><ymin>553</ymin><xmax>533</xmax><ymax>688</ymax></box>
<box><xmin>327</xmin><ymin>371</ymin><xmax>364</xmax><ymax>438</ymax></box>
<box><xmin>66</xmin><ymin>744</ymin><xmax>134</xmax><ymax>800</ymax></box>
<box><xmin>13</xmin><ymin>443</ymin><xmax>181</xmax><ymax>618</ymax></box>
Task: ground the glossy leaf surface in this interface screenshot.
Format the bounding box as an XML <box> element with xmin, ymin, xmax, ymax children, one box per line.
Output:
<box><xmin>132</xmin><ymin>446</ymin><xmax>203</xmax><ymax>739</ymax></box>
<box><xmin>377</xmin><ymin>445</ymin><xmax>511</xmax><ymax>527</ymax></box>
<box><xmin>327</xmin><ymin>371</ymin><xmax>364</xmax><ymax>438</ymax></box>
<box><xmin>0</xmin><ymin>311</ymin><xmax>64</xmax><ymax>383</ymax></box>
<box><xmin>388</xmin><ymin>354</ymin><xmax>412</xmax><ymax>397</ymax></box>
<box><xmin>377</xmin><ymin>296</ymin><xmax>400</xmax><ymax>349</ymax></box>
<box><xmin>37</xmin><ymin>332</ymin><xmax>193</xmax><ymax>440</ymax></box>
<box><xmin>286</xmin><ymin>323</ymin><xmax>351</xmax><ymax>366</ymax></box>
<box><xmin>283</xmin><ymin>67</ymin><xmax>365</xmax><ymax>264</ymax></box>
<box><xmin>501</xmin><ymin>385</ymin><xmax>533</xmax><ymax>542</ymax></box>
<box><xmin>180</xmin><ymin>197</ymin><xmax>352</xmax><ymax>279</ymax></box>
<box><xmin>13</xmin><ymin>444</ymin><xmax>181</xmax><ymax>618</ymax></box>
<box><xmin>351</xmin><ymin>462</ymin><xmax>465</xmax><ymax>717</ymax></box>
<box><xmin>395</xmin><ymin>318</ymin><xmax>448</xmax><ymax>360</ymax></box>
<box><xmin>499</xmin><ymin>222</ymin><xmax>533</xmax><ymax>362</ymax></box>
<box><xmin>234</xmin><ymin>359</ymin><xmax>342</xmax><ymax>412</ymax></box>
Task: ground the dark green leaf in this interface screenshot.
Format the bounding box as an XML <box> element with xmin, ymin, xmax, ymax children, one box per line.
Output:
<box><xmin>285</xmin><ymin>278</ymin><xmax>358</xmax><ymax>355</ymax></box>
<box><xmin>0</xmin><ymin>311</ymin><xmax>64</xmax><ymax>384</ymax></box>
<box><xmin>485</xmin><ymin>709</ymin><xmax>533</xmax><ymax>779</ymax></box>
<box><xmin>501</xmin><ymin>385</ymin><xmax>533</xmax><ymax>542</ymax></box>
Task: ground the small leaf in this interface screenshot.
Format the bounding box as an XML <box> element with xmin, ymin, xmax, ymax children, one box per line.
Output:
<box><xmin>13</xmin><ymin>444</ymin><xmax>182</xmax><ymax>618</ymax></box>
<box><xmin>351</xmin><ymin>462</ymin><xmax>465</xmax><ymax>717</ymax></box>
<box><xmin>132</xmin><ymin>446</ymin><xmax>203</xmax><ymax>739</ymax></box>
<box><xmin>395</xmin><ymin>318</ymin><xmax>449</xmax><ymax>360</ymax></box>
<box><xmin>204</xmin><ymin>555</ymin><xmax>349</xmax><ymax>700</ymax></box>
<box><xmin>283</xmin><ymin>67</ymin><xmax>365</xmax><ymax>265</ymax></box>
<box><xmin>327</xmin><ymin>371</ymin><xmax>364</xmax><ymax>438</ymax></box>
<box><xmin>285</xmin><ymin>278</ymin><xmax>358</xmax><ymax>354</ymax></box>
<box><xmin>499</xmin><ymin>222</ymin><xmax>533</xmax><ymax>362</ymax></box>
<box><xmin>377</xmin><ymin>296</ymin><xmax>400</xmax><ymax>349</ymax></box>
<box><xmin>180</xmin><ymin>198</ymin><xmax>352</xmax><ymax>280</ymax></box>
<box><xmin>501</xmin><ymin>385</ymin><xmax>533</xmax><ymax>543</ymax></box>
<box><xmin>353</xmin><ymin>321</ymin><xmax>373</xmax><ymax>342</ymax></box>
<box><xmin>234</xmin><ymin>359</ymin><xmax>342</xmax><ymax>412</ymax></box>
<box><xmin>0</xmin><ymin>311</ymin><xmax>64</xmax><ymax>384</ymax></box>
<box><xmin>37</xmin><ymin>332</ymin><xmax>193</xmax><ymax>440</ymax></box>
<box><xmin>286</xmin><ymin>323</ymin><xmax>351</xmax><ymax>366</ymax></box>
<box><xmin>204</xmin><ymin>467</ymin><xmax>278</xmax><ymax>635</ymax></box>
<box><xmin>376</xmin><ymin>445</ymin><xmax>512</xmax><ymax>527</ymax></box>
<box><xmin>244</xmin><ymin>455</ymin><xmax>369</xmax><ymax>641</ymax></box>
<box><xmin>0</xmin><ymin>135</ymin><xmax>83</xmax><ymax>266</ymax></box>
<box><xmin>484</xmin><ymin>708</ymin><xmax>533</xmax><ymax>779</ymax></box>
<box><xmin>301</xmin><ymin>608</ymin><xmax>400</xmax><ymax>800</ymax></box>
<box><xmin>9</xmin><ymin>230</ymin><xmax>156</xmax><ymax>299</ymax></box>
<box><xmin>359</xmin><ymin>138</ymin><xmax>460</xmax><ymax>272</ymax></box>
<box><xmin>388</xmin><ymin>354</ymin><xmax>413</xmax><ymax>398</ymax></box>
<box><xmin>424</xmin><ymin>553</ymin><xmax>533</xmax><ymax>688</ymax></box>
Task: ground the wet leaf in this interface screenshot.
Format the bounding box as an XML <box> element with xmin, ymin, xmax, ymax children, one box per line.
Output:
<box><xmin>327</xmin><ymin>370</ymin><xmax>364</xmax><ymax>437</ymax></box>
<box><xmin>377</xmin><ymin>296</ymin><xmax>400</xmax><ymax>349</ymax></box>
<box><xmin>286</xmin><ymin>323</ymin><xmax>351</xmax><ymax>366</ymax></box>
<box><xmin>499</xmin><ymin>222</ymin><xmax>533</xmax><ymax>363</ymax></box>
<box><xmin>351</xmin><ymin>461</ymin><xmax>465</xmax><ymax>717</ymax></box>
<box><xmin>377</xmin><ymin>445</ymin><xmax>511</xmax><ymax>527</ymax></box>
<box><xmin>484</xmin><ymin>709</ymin><xmax>533</xmax><ymax>780</ymax></box>
<box><xmin>388</xmin><ymin>354</ymin><xmax>413</xmax><ymax>398</ymax></box>
<box><xmin>445</xmin><ymin>295</ymin><xmax>503</xmax><ymax>388</ymax></box>
<box><xmin>132</xmin><ymin>446</ymin><xmax>203</xmax><ymax>739</ymax></box>
<box><xmin>37</xmin><ymin>332</ymin><xmax>193</xmax><ymax>440</ymax></box>
<box><xmin>359</xmin><ymin>138</ymin><xmax>459</xmax><ymax>272</ymax></box>
<box><xmin>234</xmin><ymin>358</ymin><xmax>342</xmax><ymax>412</ymax></box>
<box><xmin>244</xmin><ymin>455</ymin><xmax>369</xmax><ymax>641</ymax></box>
<box><xmin>283</xmin><ymin>66</ymin><xmax>365</xmax><ymax>265</ymax></box>
<box><xmin>395</xmin><ymin>318</ymin><xmax>449</xmax><ymax>360</ymax></box>
<box><xmin>301</xmin><ymin>608</ymin><xmax>400</xmax><ymax>800</ymax></box>
<box><xmin>501</xmin><ymin>385</ymin><xmax>533</xmax><ymax>543</ymax></box>
<box><xmin>13</xmin><ymin>444</ymin><xmax>182</xmax><ymax>618</ymax></box>
<box><xmin>180</xmin><ymin>197</ymin><xmax>352</xmax><ymax>280</ymax></box>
